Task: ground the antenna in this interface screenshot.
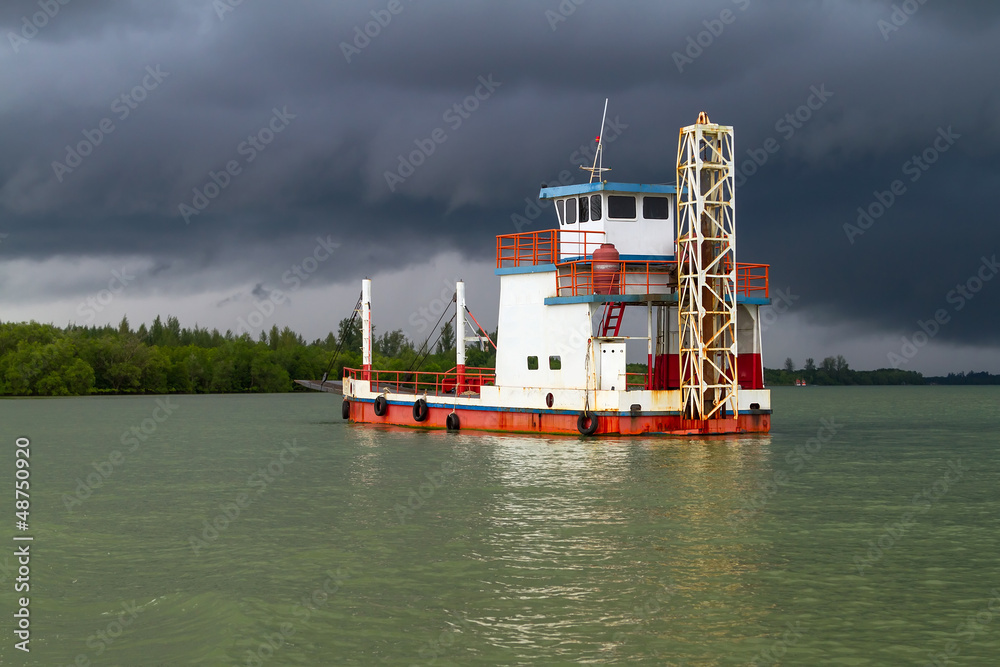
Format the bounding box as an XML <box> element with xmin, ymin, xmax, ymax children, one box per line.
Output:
<box><xmin>580</xmin><ymin>98</ymin><xmax>611</xmax><ymax>183</ymax></box>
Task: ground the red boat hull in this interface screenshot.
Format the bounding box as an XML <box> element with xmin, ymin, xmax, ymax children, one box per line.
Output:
<box><xmin>345</xmin><ymin>399</ymin><xmax>770</xmax><ymax>436</ymax></box>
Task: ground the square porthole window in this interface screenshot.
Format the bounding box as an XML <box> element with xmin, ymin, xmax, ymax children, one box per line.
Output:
<box><xmin>549</xmin><ymin>356</ymin><xmax>561</xmax><ymax>370</ymax></box>
<box><xmin>527</xmin><ymin>356</ymin><xmax>539</xmax><ymax>370</ymax></box>
<box><xmin>608</xmin><ymin>195</ymin><xmax>636</xmax><ymax>220</ymax></box>
<box><xmin>643</xmin><ymin>196</ymin><xmax>670</xmax><ymax>220</ymax></box>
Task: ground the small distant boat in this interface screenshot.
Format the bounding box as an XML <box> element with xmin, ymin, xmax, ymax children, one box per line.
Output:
<box><xmin>795</xmin><ymin>378</ymin><xmax>807</xmax><ymax>387</ymax></box>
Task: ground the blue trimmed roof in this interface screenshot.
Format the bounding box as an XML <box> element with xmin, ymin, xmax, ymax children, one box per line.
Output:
<box><xmin>543</xmin><ymin>294</ymin><xmax>771</xmax><ymax>306</ymax></box>
<box><xmin>538</xmin><ymin>182</ymin><xmax>677</xmax><ymax>200</ymax></box>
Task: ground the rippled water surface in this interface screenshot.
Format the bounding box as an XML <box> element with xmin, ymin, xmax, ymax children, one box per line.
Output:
<box><xmin>1</xmin><ymin>387</ymin><xmax>999</xmax><ymax>665</ymax></box>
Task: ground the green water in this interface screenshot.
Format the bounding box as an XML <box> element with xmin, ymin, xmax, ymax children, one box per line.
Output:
<box><xmin>1</xmin><ymin>387</ymin><xmax>999</xmax><ymax>665</ymax></box>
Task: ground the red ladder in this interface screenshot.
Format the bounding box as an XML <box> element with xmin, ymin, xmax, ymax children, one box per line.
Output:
<box><xmin>600</xmin><ymin>303</ymin><xmax>626</xmax><ymax>337</ymax></box>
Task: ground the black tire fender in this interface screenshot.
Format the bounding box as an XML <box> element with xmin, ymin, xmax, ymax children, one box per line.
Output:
<box><xmin>446</xmin><ymin>412</ymin><xmax>460</xmax><ymax>431</ymax></box>
<box><xmin>341</xmin><ymin>399</ymin><xmax>351</xmax><ymax>420</ymax></box>
<box><xmin>413</xmin><ymin>398</ymin><xmax>429</xmax><ymax>422</ymax></box>
<box><xmin>577</xmin><ymin>411</ymin><xmax>599</xmax><ymax>436</ymax></box>
<box><xmin>373</xmin><ymin>395</ymin><xmax>388</xmax><ymax>416</ymax></box>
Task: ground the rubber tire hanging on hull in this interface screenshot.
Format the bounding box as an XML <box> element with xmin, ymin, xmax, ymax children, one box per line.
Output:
<box><xmin>374</xmin><ymin>395</ymin><xmax>388</xmax><ymax>416</ymax></box>
<box><xmin>412</xmin><ymin>399</ymin><xmax>429</xmax><ymax>422</ymax></box>
<box><xmin>341</xmin><ymin>399</ymin><xmax>350</xmax><ymax>420</ymax></box>
<box><xmin>446</xmin><ymin>413</ymin><xmax>460</xmax><ymax>431</ymax></box>
<box><xmin>577</xmin><ymin>411</ymin><xmax>599</xmax><ymax>436</ymax></box>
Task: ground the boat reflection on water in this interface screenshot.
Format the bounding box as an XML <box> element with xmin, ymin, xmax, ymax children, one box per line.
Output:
<box><xmin>332</xmin><ymin>424</ymin><xmax>781</xmax><ymax>659</ymax></box>
<box><xmin>462</xmin><ymin>432</ymin><xmax>778</xmax><ymax>658</ymax></box>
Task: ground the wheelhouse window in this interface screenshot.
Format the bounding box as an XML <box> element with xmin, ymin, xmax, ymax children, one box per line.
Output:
<box><xmin>527</xmin><ymin>356</ymin><xmax>539</xmax><ymax>370</ymax></box>
<box><xmin>643</xmin><ymin>196</ymin><xmax>670</xmax><ymax>220</ymax></box>
<box><xmin>608</xmin><ymin>195</ymin><xmax>636</xmax><ymax>220</ymax></box>
<box><xmin>578</xmin><ymin>196</ymin><xmax>589</xmax><ymax>223</ymax></box>
<box><xmin>556</xmin><ymin>199</ymin><xmax>565</xmax><ymax>225</ymax></box>
<box><xmin>549</xmin><ymin>356</ymin><xmax>561</xmax><ymax>370</ymax></box>
<box><xmin>564</xmin><ymin>198</ymin><xmax>577</xmax><ymax>224</ymax></box>
<box><xmin>590</xmin><ymin>194</ymin><xmax>602</xmax><ymax>221</ymax></box>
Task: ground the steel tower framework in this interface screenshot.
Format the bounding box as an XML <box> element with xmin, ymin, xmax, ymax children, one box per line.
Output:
<box><xmin>676</xmin><ymin>113</ymin><xmax>738</xmax><ymax>420</ymax></box>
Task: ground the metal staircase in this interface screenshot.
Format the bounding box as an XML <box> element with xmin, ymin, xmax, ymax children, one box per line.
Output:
<box><xmin>600</xmin><ymin>302</ymin><xmax>626</xmax><ymax>337</ymax></box>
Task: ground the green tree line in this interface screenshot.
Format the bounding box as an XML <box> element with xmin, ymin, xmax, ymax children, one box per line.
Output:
<box><xmin>766</xmin><ymin>355</ymin><xmax>925</xmax><ymax>386</ymax></box>
<box><xmin>0</xmin><ymin>316</ymin><xmax>495</xmax><ymax>397</ymax></box>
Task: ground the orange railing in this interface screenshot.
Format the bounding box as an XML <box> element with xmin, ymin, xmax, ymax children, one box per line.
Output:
<box><xmin>497</xmin><ymin>230</ymin><xmax>557</xmax><ymax>268</ymax></box>
<box><xmin>557</xmin><ymin>259</ymin><xmax>769</xmax><ymax>299</ymax></box>
<box><xmin>344</xmin><ymin>366</ymin><xmax>496</xmax><ymax>396</ymax></box>
<box><xmin>735</xmin><ymin>263</ymin><xmax>770</xmax><ymax>299</ymax></box>
<box><xmin>496</xmin><ymin>231</ymin><xmax>769</xmax><ymax>298</ymax></box>
<box><xmin>557</xmin><ymin>260</ymin><xmax>676</xmax><ymax>297</ymax></box>
<box><xmin>496</xmin><ymin>230</ymin><xmax>606</xmax><ymax>268</ymax></box>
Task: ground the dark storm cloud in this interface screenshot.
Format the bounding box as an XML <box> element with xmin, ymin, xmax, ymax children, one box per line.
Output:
<box><xmin>0</xmin><ymin>0</ymin><xmax>998</xmax><ymax>346</ymax></box>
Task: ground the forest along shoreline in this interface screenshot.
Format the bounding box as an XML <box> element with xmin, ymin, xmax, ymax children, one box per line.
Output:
<box><xmin>1</xmin><ymin>318</ymin><xmax>995</xmax><ymax>397</ymax></box>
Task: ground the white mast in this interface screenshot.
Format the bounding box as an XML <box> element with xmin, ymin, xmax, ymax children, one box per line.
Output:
<box><xmin>361</xmin><ymin>278</ymin><xmax>372</xmax><ymax>379</ymax></box>
<box><xmin>581</xmin><ymin>98</ymin><xmax>611</xmax><ymax>183</ymax></box>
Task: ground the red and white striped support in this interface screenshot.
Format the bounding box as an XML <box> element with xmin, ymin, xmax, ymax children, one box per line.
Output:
<box><xmin>737</xmin><ymin>304</ymin><xmax>764</xmax><ymax>390</ymax></box>
<box><xmin>456</xmin><ymin>280</ymin><xmax>466</xmax><ymax>391</ymax></box>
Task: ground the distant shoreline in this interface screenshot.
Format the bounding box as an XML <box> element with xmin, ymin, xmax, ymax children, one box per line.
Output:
<box><xmin>763</xmin><ymin>368</ymin><xmax>1000</xmax><ymax>386</ymax></box>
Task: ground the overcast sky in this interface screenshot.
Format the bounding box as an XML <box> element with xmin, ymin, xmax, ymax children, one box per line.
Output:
<box><xmin>1</xmin><ymin>0</ymin><xmax>998</xmax><ymax>374</ymax></box>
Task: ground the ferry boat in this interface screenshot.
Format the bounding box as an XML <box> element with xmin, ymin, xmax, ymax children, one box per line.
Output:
<box><xmin>307</xmin><ymin>112</ymin><xmax>772</xmax><ymax>436</ymax></box>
